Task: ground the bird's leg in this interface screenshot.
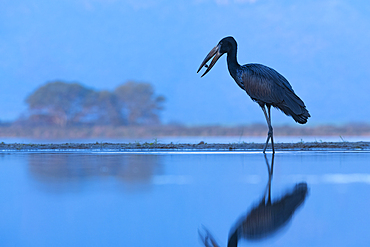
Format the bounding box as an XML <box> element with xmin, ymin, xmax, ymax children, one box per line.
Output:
<box><xmin>267</xmin><ymin>105</ymin><xmax>275</xmax><ymax>153</ymax></box>
<box><xmin>261</xmin><ymin>106</ymin><xmax>272</xmax><ymax>153</ymax></box>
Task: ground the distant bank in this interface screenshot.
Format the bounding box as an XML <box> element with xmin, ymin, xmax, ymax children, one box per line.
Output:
<box><xmin>0</xmin><ymin>124</ymin><xmax>369</xmax><ymax>140</ymax></box>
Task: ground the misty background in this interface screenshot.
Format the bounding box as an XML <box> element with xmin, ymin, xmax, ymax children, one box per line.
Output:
<box><xmin>1</xmin><ymin>0</ymin><xmax>370</xmax><ymax>126</ymax></box>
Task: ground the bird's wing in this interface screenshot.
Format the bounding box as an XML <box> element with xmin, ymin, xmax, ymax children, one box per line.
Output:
<box><xmin>242</xmin><ymin>63</ymin><xmax>294</xmax><ymax>91</ymax></box>
<box><xmin>240</xmin><ymin>64</ymin><xmax>306</xmax><ymax>112</ymax></box>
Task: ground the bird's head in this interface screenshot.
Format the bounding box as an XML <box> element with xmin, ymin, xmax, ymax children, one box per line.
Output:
<box><xmin>197</xmin><ymin>36</ymin><xmax>237</xmax><ymax>77</ymax></box>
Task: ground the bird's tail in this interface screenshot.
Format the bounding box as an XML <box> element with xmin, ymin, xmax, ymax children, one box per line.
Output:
<box><xmin>276</xmin><ymin>92</ymin><xmax>310</xmax><ymax>124</ymax></box>
<box><xmin>279</xmin><ymin>105</ymin><xmax>310</xmax><ymax>124</ymax></box>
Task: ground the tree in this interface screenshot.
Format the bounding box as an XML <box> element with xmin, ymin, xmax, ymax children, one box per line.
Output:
<box><xmin>114</xmin><ymin>81</ymin><xmax>165</xmax><ymax>125</ymax></box>
<box><xmin>23</xmin><ymin>80</ymin><xmax>165</xmax><ymax>126</ymax></box>
<box><xmin>81</xmin><ymin>90</ymin><xmax>125</xmax><ymax>125</ymax></box>
<box><xmin>25</xmin><ymin>81</ymin><xmax>94</xmax><ymax>126</ymax></box>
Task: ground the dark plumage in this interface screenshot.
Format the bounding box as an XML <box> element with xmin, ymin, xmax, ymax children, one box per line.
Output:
<box><xmin>197</xmin><ymin>36</ymin><xmax>310</xmax><ymax>153</ymax></box>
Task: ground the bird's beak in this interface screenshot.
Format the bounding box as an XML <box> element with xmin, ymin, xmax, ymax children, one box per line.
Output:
<box><xmin>197</xmin><ymin>44</ymin><xmax>222</xmax><ymax>77</ymax></box>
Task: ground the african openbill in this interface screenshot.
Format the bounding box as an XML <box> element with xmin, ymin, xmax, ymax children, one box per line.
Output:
<box><xmin>197</xmin><ymin>36</ymin><xmax>310</xmax><ymax>153</ymax></box>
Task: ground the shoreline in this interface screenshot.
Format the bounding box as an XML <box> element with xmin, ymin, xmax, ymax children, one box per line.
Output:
<box><xmin>1</xmin><ymin>124</ymin><xmax>370</xmax><ymax>139</ymax></box>
<box><xmin>1</xmin><ymin>141</ymin><xmax>369</xmax><ymax>152</ymax></box>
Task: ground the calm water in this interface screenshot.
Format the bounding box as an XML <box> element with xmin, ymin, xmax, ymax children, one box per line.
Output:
<box><xmin>1</xmin><ymin>151</ymin><xmax>370</xmax><ymax>246</ymax></box>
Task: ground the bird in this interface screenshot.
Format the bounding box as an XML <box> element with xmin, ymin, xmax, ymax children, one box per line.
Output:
<box><xmin>197</xmin><ymin>36</ymin><xmax>310</xmax><ymax>153</ymax></box>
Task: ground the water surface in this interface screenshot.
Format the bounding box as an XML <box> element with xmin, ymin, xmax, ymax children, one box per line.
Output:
<box><xmin>0</xmin><ymin>151</ymin><xmax>369</xmax><ymax>246</ymax></box>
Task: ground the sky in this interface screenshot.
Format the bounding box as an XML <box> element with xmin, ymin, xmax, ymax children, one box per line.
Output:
<box><xmin>1</xmin><ymin>0</ymin><xmax>370</xmax><ymax>126</ymax></box>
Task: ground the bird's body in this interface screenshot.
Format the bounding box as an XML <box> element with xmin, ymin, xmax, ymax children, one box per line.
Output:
<box><xmin>198</xmin><ymin>36</ymin><xmax>310</xmax><ymax>153</ymax></box>
<box><xmin>232</xmin><ymin>63</ymin><xmax>309</xmax><ymax>124</ymax></box>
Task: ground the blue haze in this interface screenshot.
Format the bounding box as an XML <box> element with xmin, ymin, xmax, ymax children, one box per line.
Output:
<box><xmin>1</xmin><ymin>0</ymin><xmax>370</xmax><ymax>125</ymax></box>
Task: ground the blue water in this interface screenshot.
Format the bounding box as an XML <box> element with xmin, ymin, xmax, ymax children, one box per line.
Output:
<box><xmin>0</xmin><ymin>151</ymin><xmax>370</xmax><ymax>246</ymax></box>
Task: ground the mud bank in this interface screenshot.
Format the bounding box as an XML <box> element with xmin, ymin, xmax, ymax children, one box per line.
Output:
<box><xmin>0</xmin><ymin>141</ymin><xmax>369</xmax><ymax>152</ymax></box>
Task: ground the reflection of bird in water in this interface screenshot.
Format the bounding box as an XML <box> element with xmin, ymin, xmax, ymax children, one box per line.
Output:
<box><xmin>197</xmin><ymin>36</ymin><xmax>310</xmax><ymax>153</ymax></box>
<box><xmin>199</xmin><ymin>154</ymin><xmax>308</xmax><ymax>247</ymax></box>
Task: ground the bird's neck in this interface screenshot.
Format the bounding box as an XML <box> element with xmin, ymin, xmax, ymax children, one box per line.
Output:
<box><xmin>226</xmin><ymin>47</ymin><xmax>239</xmax><ymax>68</ymax></box>
<box><xmin>226</xmin><ymin>49</ymin><xmax>243</xmax><ymax>88</ymax></box>
<box><xmin>227</xmin><ymin>49</ymin><xmax>240</xmax><ymax>76</ymax></box>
